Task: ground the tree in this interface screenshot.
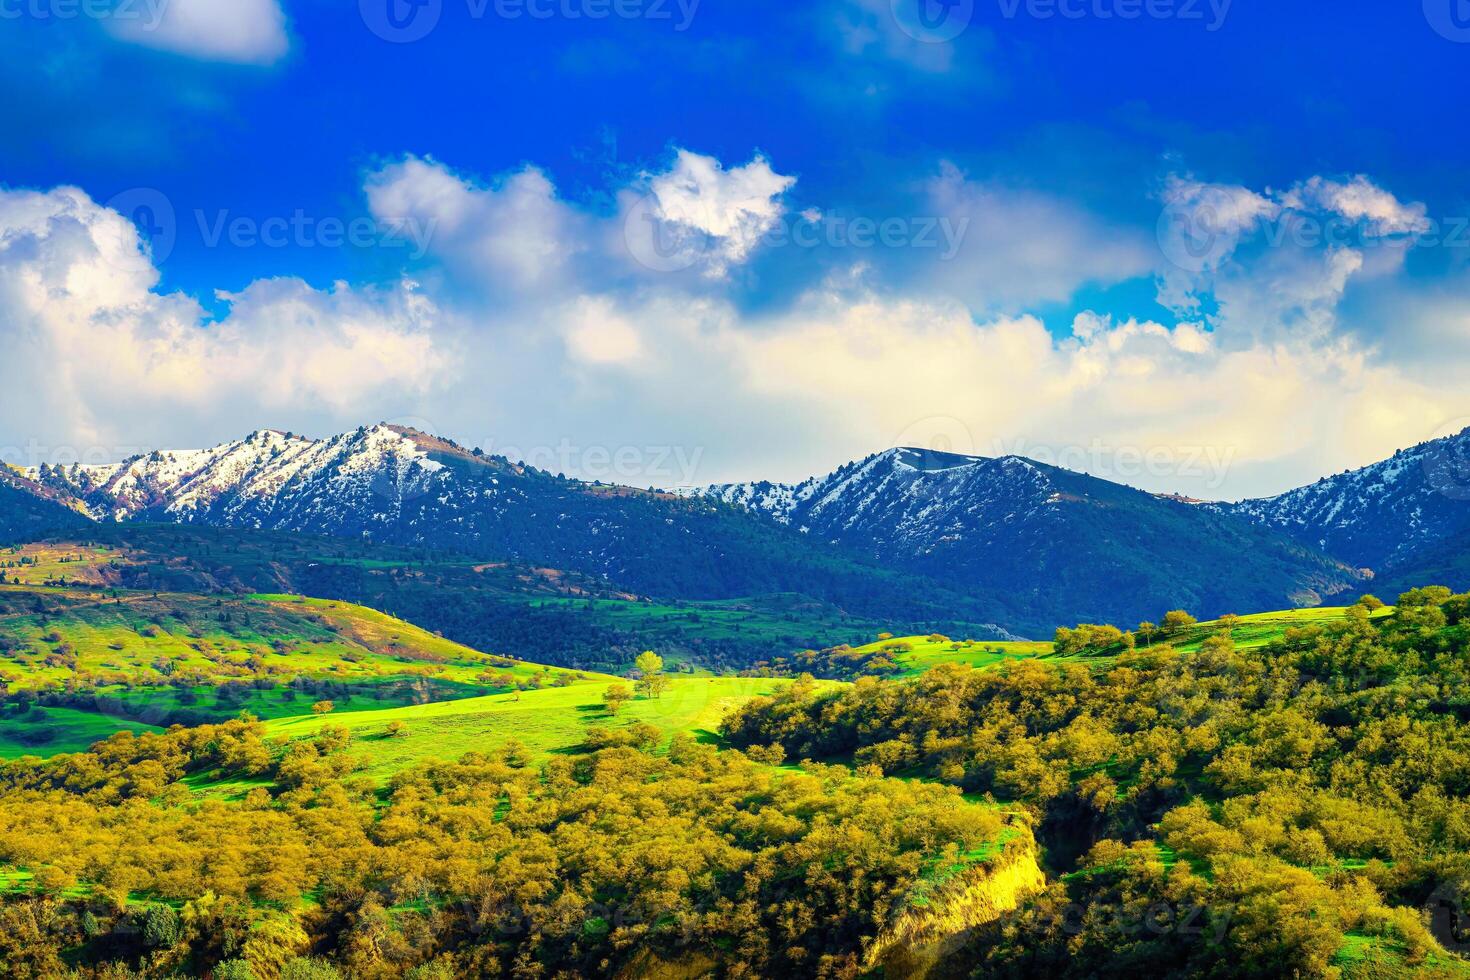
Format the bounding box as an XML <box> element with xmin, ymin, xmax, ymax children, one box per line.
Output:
<box><xmin>1356</xmin><ymin>594</ymin><xmax>1387</xmax><ymax>612</ymax></box>
<box><xmin>602</xmin><ymin>683</ymin><xmax>633</xmax><ymax>716</ymax></box>
<box><xmin>1137</xmin><ymin>622</ymin><xmax>1158</xmax><ymax>647</ymax></box>
<box><xmin>1161</xmin><ymin>610</ymin><xmax>1197</xmax><ymax>634</ymax></box>
<box><xmin>634</xmin><ymin>651</ymin><xmax>668</xmax><ymax>700</ymax></box>
<box><xmin>385</xmin><ymin>720</ymin><xmax>408</xmax><ymax>738</ymax></box>
<box><xmin>311</xmin><ymin>700</ymin><xmax>335</xmax><ymax>715</ymax></box>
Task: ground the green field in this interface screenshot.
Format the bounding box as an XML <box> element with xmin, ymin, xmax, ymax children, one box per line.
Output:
<box><xmin>4</xmin><ymin>526</ymin><xmax>1017</xmax><ymax>675</ymax></box>
<box><xmin>260</xmin><ymin>676</ymin><xmax>814</xmax><ymax>784</ymax></box>
<box><xmin>849</xmin><ymin>635</ymin><xmax>1055</xmax><ymax>677</ymax></box>
<box><xmin>1166</xmin><ymin>605</ymin><xmax>1396</xmax><ymax>653</ymax></box>
<box><xmin>0</xmin><ymin>705</ymin><xmax>162</xmax><ymax>758</ymax></box>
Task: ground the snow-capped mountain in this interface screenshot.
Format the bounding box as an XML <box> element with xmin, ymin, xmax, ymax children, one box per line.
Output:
<box><xmin>16</xmin><ymin>427</ymin><xmax>1460</xmax><ymax>635</ymax></box>
<box><xmin>1219</xmin><ymin>427</ymin><xmax>1470</xmax><ymax>574</ymax></box>
<box><xmin>698</xmin><ymin>446</ymin><xmax>1365</xmax><ymax>627</ymax></box>
<box><xmin>17</xmin><ymin>425</ymin><xmax>1022</xmax><ymax>634</ymax></box>
<box><xmin>29</xmin><ymin>425</ymin><xmax>455</xmax><ymax>530</ymax></box>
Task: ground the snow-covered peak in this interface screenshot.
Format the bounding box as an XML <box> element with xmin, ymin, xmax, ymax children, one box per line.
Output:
<box><xmin>24</xmin><ymin>424</ymin><xmax>454</xmax><ymax>522</ymax></box>
<box><xmin>1219</xmin><ymin>426</ymin><xmax>1470</xmax><ymax>571</ymax></box>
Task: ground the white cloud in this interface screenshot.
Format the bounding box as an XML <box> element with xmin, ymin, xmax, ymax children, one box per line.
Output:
<box><xmin>560</xmin><ymin>296</ymin><xmax>644</xmax><ymax>365</ymax></box>
<box><xmin>4</xmin><ymin>159</ymin><xmax>1465</xmax><ymax>505</ymax></box>
<box><xmin>107</xmin><ymin>0</ymin><xmax>290</xmax><ymax>65</ymax></box>
<box><xmin>499</xmin><ymin>276</ymin><xmax>1458</xmax><ymax>499</ymax></box>
<box><xmin>0</xmin><ymin>185</ymin><xmax>448</xmax><ymax>455</ymax></box>
<box><xmin>922</xmin><ymin>162</ymin><xmax>1156</xmax><ymax>311</ymax></box>
<box><xmin>1156</xmin><ymin>175</ymin><xmax>1279</xmax><ymax>293</ymax></box>
<box><xmin>365</xmin><ymin>157</ymin><xmax>583</xmax><ymax>292</ymax></box>
<box><xmin>622</xmin><ymin>149</ymin><xmax>796</xmax><ymax>278</ymax></box>
<box><xmin>1281</xmin><ymin>175</ymin><xmax>1430</xmax><ymax>236</ymax></box>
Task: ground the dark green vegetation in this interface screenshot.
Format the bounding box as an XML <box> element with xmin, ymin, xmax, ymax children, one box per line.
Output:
<box><xmin>724</xmin><ymin>590</ymin><xmax>1470</xmax><ymax>978</ymax></box>
<box><xmin>3</xmin><ymin>509</ymin><xmax>1470</xmax><ymax>976</ymax></box>
<box><xmin>1</xmin><ymin>525</ymin><xmax>1008</xmax><ymax>673</ymax></box>
<box><xmin>11</xmin><ymin>428</ymin><xmax>1388</xmax><ymax>641</ymax></box>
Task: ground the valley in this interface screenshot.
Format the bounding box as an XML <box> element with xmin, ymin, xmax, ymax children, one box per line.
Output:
<box><xmin>2</xmin><ymin>428</ymin><xmax>1470</xmax><ymax>977</ymax></box>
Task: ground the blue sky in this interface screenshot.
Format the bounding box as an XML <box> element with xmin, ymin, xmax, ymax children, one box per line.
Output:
<box><xmin>2</xmin><ymin>0</ymin><xmax>1469</xmax><ymax>499</ymax></box>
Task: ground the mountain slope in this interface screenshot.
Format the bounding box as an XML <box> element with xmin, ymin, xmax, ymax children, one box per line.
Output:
<box><xmin>1219</xmin><ymin>426</ymin><xmax>1470</xmax><ymax>575</ymax></box>
<box><xmin>20</xmin><ymin>427</ymin><xmax>1020</xmax><ymax>636</ymax></box>
<box><xmin>0</xmin><ymin>467</ymin><xmax>88</xmax><ymax>543</ymax></box>
<box><xmin>701</xmin><ymin>447</ymin><xmax>1365</xmax><ymax>628</ymax></box>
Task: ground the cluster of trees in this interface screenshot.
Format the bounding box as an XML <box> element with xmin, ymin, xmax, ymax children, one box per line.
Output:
<box><xmin>744</xmin><ymin>642</ymin><xmax>906</xmax><ymax>681</ymax></box>
<box><xmin>0</xmin><ymin>716</ymin><xmax>1008</xmax><ymax>978</ymax></box>
<box><xmin>725</xmin><ymin>590</ymin><xmax>1470</xmax><ymax>976</ymax></box>
<box><xmin>1054</xmin><ymin>609</ymin><xmax>1200</xmax><ymax>656</ymax></box>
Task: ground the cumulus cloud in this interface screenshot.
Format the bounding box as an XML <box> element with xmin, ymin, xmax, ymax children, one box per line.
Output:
<box><xmin>1154</xmin><ymin>172</ymin><xmax>1428</xmax><ymax>333</ymax></box>
<box><xmin>0</xmin><ymin>185</ymin><xmax>449</xmax><ymax>457</ymax></box>
<box><xmin>1156</xmin><ymin>175</ymin><xmax>1279</xmax><ymax>290</ymax></box>
<box><xmin>621</xmin><ymin>150</ymin><xmax>796</xmax><ymax>278</ymax></box>
<box><xmin>500</xmin><ymin>270</ymin><xmax>1457</xmax><ymax>499</ymax></box>
<box><xmin>4</xmin><ymin>158</ymin><xmax>1464</xmax><ymax>504</ymax></box>
<box><xmin>107</xmin><ymin>0</ymin><xmax>290</xmax><ymax>65</ymax></box>
<box><xmin>922</xmin><ymin>162</ymin><xmax>1156</xmax><ymax>312</ymax></box>
<box><xmin>1281</xmin><ymin>175</ymin><xmax>1431</xmax><ymax>236</ymax></box>
<box><xmin>365</xmin><ymin>157</ymin><xmax>584</xmax><ymax>293</ymax></box>
<box><xmin>559</xmin><ymin>296</ymin><xmax>644</xmax><ymax>366</ymax></box>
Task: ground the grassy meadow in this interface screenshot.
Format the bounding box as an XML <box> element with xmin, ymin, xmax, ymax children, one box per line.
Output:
<box><xmin>258</xmin><ymin>676</ymin><xmax>816</xmax><ymax>784</ymax></box>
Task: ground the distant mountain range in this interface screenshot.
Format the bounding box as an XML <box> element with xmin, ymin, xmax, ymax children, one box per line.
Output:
<box><xmin>697</xmin><ymin>447</ymin><xmax>1364</xmax><ymax>629</ymax></box>
<box><xmin>13</xmin><ymin>425</ymin><xmax>1023</xmax><ymax>637</ymax></box>
<box><xmin>6</xmin><ymin>424</ymin><xmax>1470</xmax><ymax>636</ymax></box>
<box><xmin>1217</xmin><ymin>428</ymin><xmax>1470</xmax><ymax>573</ymax></box>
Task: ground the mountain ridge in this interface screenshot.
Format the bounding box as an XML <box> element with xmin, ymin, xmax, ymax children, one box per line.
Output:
<box><xmin>1216</xmin><ymin>426</ymin><xmax>1470</xmax><ymax>577</ymax></box>
<box><xmin>694</xmin><ymin>446</ymin><xmax>1365</xmax><ymax>627</ymax></box>
<box><xmin>15</xmin><ymin>425</ymin><xmax>1470</xmax><ymax>635</ymax></box>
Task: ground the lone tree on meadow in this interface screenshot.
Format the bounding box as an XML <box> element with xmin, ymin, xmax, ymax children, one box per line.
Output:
<box><xmin>635</xmin><ymin>651</ymin><xmax>669</xmax><ymax>700</ymax></box>
<box><xmin>602</xmin><ymin>683</ymin><xmax>633</xmax><ymax>716</ymax></box>
<box><xmin>312</xmin><ymin>700</ymin><xmax>335</xmax><ymax>716</ymax></box>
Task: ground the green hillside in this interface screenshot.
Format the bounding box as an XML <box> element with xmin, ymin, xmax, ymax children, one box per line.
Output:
<box><xmin>0</xmin><ymin>581</ymin><xmax>622</xmax><ymax>757</ymax></box>
<box><xmin>257</xmin><ymin>676</ymin><xmax>819</xmax><ymax>785</ymax></box>
<box><xmin>724</xmin><ymin>590</ymin><xmax>1470</xmax><ymax>979</ymax></box>
<box><xmin>3</xmin><ymin>528</ymin><xmax>1003</xmax><ymax>674</ymax></box>
<box><xmin>0</xmin><ymin>584</ymin><xmax>598</xmax><ymax>692</ymax></box>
